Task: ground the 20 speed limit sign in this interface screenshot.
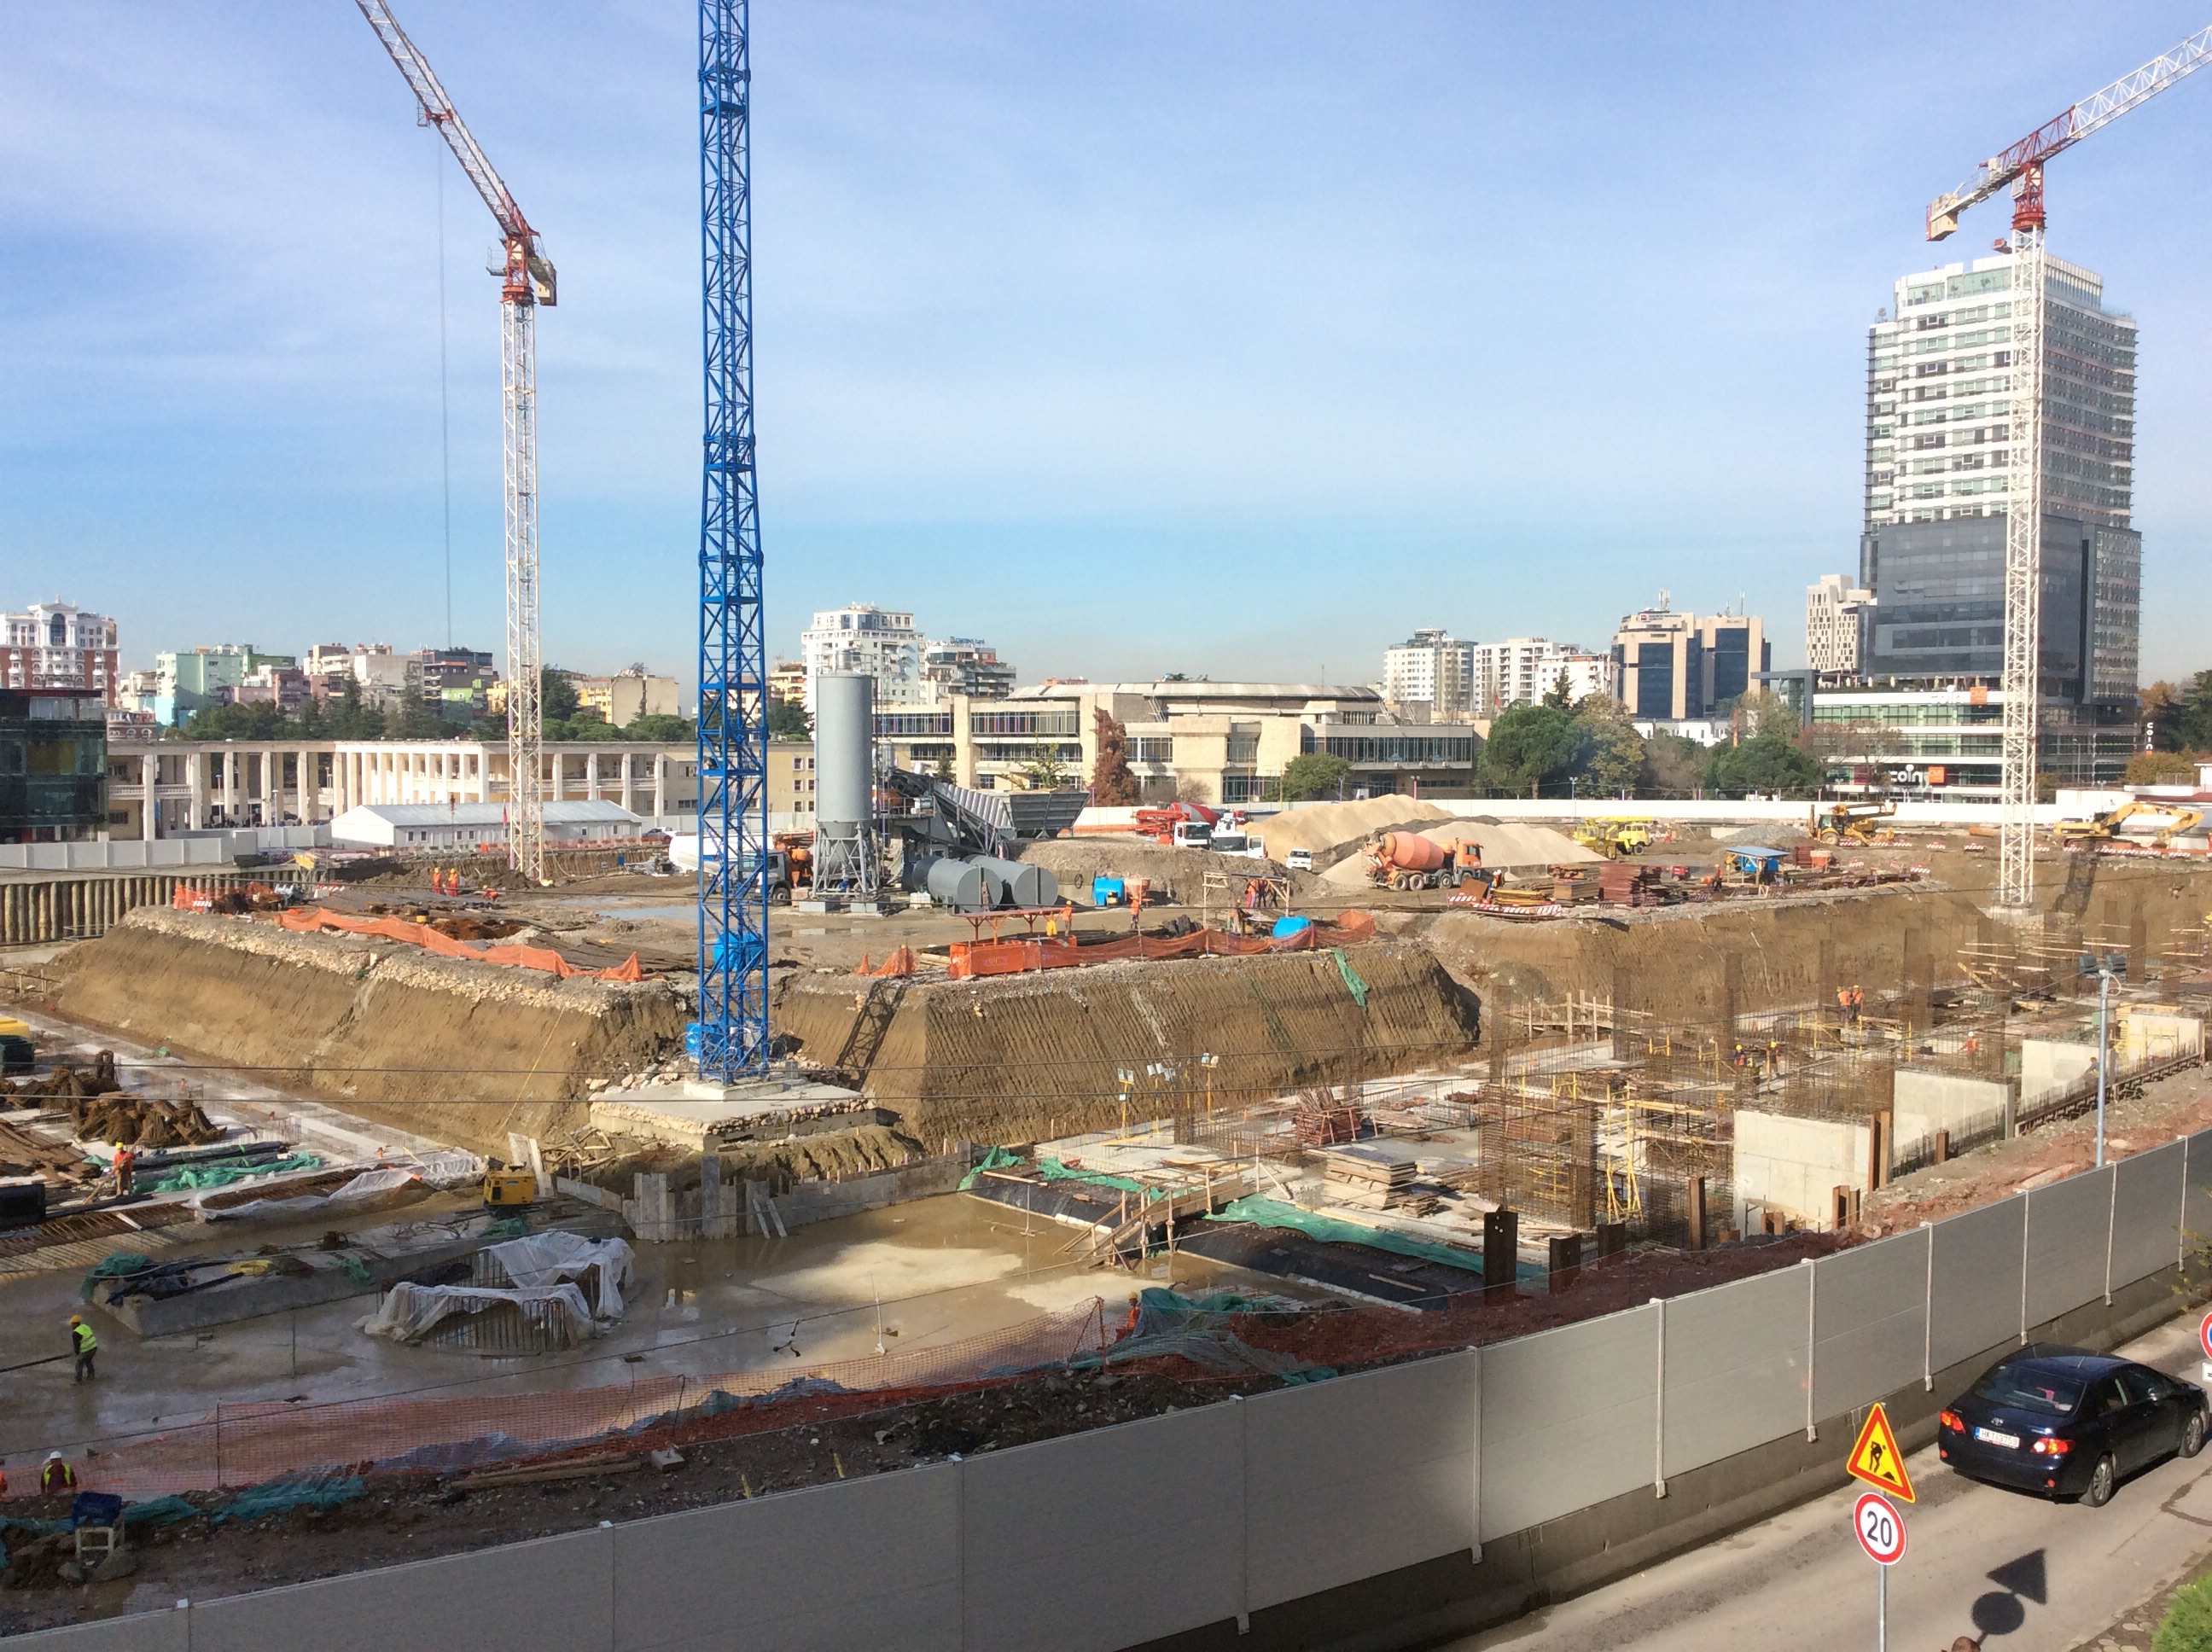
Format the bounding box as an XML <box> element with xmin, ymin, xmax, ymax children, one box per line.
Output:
<box><xmin>1854</xmin><ymin>1492</ymin><xmax>1906</xmax><ymax>1566</ymax></box>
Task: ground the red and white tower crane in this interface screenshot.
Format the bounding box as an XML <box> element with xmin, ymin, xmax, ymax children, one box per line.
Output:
<box><xmin>1926</xmin><ymin>26</ymin><xmax>2212</xmax><ymax>910</ymax></box>
<box><xmin>357</xmin><ymin>1</ymin><xmax>556</xmax><ymax>884</ymax></box>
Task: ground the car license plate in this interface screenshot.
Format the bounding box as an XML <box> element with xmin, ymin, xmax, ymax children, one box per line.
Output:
<box><xmin>1974</xmin><ymin>1427</ymin><xmax>2021</xmax><ymax>1449</ymax></box>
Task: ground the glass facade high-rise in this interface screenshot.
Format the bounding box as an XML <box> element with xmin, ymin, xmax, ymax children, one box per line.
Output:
<box><xmin>1857</xmin><ymin>251</ymin><xmax>2139</xmax><ymax>714</ymax></box>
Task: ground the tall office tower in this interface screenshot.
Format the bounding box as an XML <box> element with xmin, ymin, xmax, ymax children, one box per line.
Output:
<box><xmin>1859</xmin><ymin>252</ymin><xmax>2139</xmax><ymax>710</ymax></box>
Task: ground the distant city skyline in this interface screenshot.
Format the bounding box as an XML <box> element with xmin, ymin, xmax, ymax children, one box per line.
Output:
<box><xmin>6</xmin><ymin>4</ymin><xmax>2212</xmax><ymax>688</ymax></box>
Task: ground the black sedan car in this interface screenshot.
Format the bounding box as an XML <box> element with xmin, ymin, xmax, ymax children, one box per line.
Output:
<box><xmin>1938</xmin><ymin>1346</ymin><xmax>2209</xmax><ymax>1505</ymax></box>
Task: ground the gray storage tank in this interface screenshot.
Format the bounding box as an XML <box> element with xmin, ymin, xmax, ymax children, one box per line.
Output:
<box><xmin>973</xmin><ymin>856</ymin><xmax>1059</xmax><ymax>910</ymax></box>
<box><xmin>920</xmin><ymin>856</ymin><xmax>988</xmax><ymax>911</ymax></box>
<box><xmin>812</xmin><ymin>672</ymin><xmax>876</xmax><ymax>892</ymax></box>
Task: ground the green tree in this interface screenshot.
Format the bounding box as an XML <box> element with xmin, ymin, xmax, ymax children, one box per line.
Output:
<box><xmin>1477</xmin><ymin>704</ymin><xmax>1589</xmax><ymax>796</ymax></box>
<box><xmin>1572</xmin><ymin>695</ymin><xmax>1644</xmax><ymax>798</ymax></box>
<box><xmin>390</xmin><ymin>693</ymin><xmax>447</xmax><ymax>741</ymax></box>
<box><xmin>1639</xmin><ymin>730</ymin><xmax>1711</xmax><ymax>797</ymax></box>
<box><xmin>1707</xmin><ymin>730</ymin><xmax>1824</xmax><ymax>799</ymax></box>
<box><xmin>329</xmin><ymin>677</ymin><xmax>386</xmax><ymax>739</ymax></box>
<box><xmin>1541</xmin><ymin>670</ymin><xmax>1575</xmax><ymax>710</ymax></box>
<box><xmin>622</xmin><ymin>713</ymin><xmax>695</xmax><ymax>743</ymax></box>
<box><xmin>1714</xmin><ymin>688</ymin><xmax>1800</xmax><ymax>740</ymax></box>
<box><xmin>1018</xmin><ymin>742</ymin><xmax>1071</xmax><ymax>789</ymax></box>
<box><xmin>182</xmin><ymin>701</ymin><xmax>291</xmax><ymax>742</ymax></box>
<box><xmin>766</xmin><ymin>697</ymin><xmax>812</xmax><ymax>741</ymax></box>
<box><xmin>540</xmin><ymin>669</ymin><xmax>581</xmax><ymax>722</ymax></box>
<box><xmin>2126</xmin><ymin>748</ymin><xmax>2201</xmax><ymax>786</ymax></box>
<box><xmin>933</xmin><ymin>752</ymin><xmax>956</xmax><ymax>782</ymax></box>
<box><xmin>1278</xmin><ymin>752</ymin><xmax>1352</xmax><ymax>801</ymax></box>
<box><xmin>2156</xmin><ymin>1573</ymin><xmax>2212</xmax><ymax>1652</ymax></box>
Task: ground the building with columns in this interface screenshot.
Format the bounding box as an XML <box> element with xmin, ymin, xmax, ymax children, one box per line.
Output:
<box><xmin>102</xmin><ymin>738</ymin><xmax>698</xmax><ymax>840</ymax></box>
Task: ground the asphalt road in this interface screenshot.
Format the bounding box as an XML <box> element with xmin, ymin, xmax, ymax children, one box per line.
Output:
<box><xmin>1448</xmin><ymin>1312</ymin><xmax>2212</xmax><ymax>1652</ymax></box>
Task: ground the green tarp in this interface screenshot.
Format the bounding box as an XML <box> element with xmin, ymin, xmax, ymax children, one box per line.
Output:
<box><xmin>1205</xmin><ymin>1194</ymin><xmax>1516</xmax><ymax>1279</ymax></box>
<box><xmin>960</xmin><ymin>1149</ymin><xmax>1150</xmax><ymax>1196</ymax></box>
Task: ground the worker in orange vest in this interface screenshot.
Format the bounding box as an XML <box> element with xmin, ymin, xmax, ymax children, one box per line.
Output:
<box><xmin>39</xmin><ymin>1452</ymin><xmax>76</xmax><ymax>1494</ymax></box>
<box><xmin>112</xmin><ymin>1144</ymin><xmax>136</xmax><ymax>1197</ymax></box>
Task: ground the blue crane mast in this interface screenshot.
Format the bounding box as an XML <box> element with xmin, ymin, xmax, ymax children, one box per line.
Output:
<box><xmin>695</xmin><ymin>0</ymin><xmax>771</xmax><ymax>1079</ymax></box>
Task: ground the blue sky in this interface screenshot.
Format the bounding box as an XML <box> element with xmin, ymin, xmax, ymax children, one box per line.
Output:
<box><xmin>5</xmin><ymin>3</ymin><xmax>2212</xmax><ymax>689</ymax></box>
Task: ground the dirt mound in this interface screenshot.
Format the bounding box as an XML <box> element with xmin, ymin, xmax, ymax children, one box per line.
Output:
<box><xmin>48</xmin><ymin>910</ymin><xmax>690</xmax><ymax>1146</ymax></box>
<box><xmin>65</xmin><ymin>1092</ymin><xmax>222</xmax><ymax>1149</ymax></box>
<box><xmin>1250</xmin><ymin>796</ymin><xmax>1451</xmax><ymax>860</ymax></box>
<box><xmin>1421</xmin><ymin>821</ymin><xmax>1597</xmax><ymax>867</ymax></box>
<box><xmin>575</xmin><ymin>1124</ymin><xmax>928</xmax><ymax>1199</ymax></box>
<box><xmin>774</xmin><ymin>940</ymin><xmax>1480</xmax><ymax>1148</ymax></box>
<box><xmin>1009</xmin><ymin>838</ymin><xmax>1277</xmax><ymax>899</ymax></box>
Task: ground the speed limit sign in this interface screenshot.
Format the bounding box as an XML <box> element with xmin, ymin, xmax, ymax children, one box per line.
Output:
<box><xmin>1854</xmin><ymin>1491</ymin><xmax>1906</xmax><ymax>1566</ymax></box>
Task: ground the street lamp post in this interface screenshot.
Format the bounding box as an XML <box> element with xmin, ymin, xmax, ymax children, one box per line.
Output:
<box><xmin>2078</xmin><ymin>950</ymin><xmax>2129</xmax><ymax>1168</ymax></box>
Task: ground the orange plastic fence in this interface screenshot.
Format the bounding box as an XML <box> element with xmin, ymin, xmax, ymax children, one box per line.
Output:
<box><xmin>855</xmin><ymin>946</ymin><xmax>918</xmax><ymax>978</ymax></box>
<box><xmin>946</xmin><ymin>910</ymin><xmax>1376</xmax><ymax>980</ymax></box>
<box><xmin>53</xmin><ymin>1300</ymin><xmax>1109</xmax><ymax>1498</ymax></box>
<box><xmin>271</xmin><ymin>906</ymin><xmax>645</xmax><ymax>983</ymax></box>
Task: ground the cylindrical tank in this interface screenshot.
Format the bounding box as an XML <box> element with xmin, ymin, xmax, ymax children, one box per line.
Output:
<box><xmin>812</xmin><ymin>673</ymin><xmax>876</xmax><ymax>838</ymax></box>
<box><xmin>972</xmin><ymin>856</ymin><xmax>1059</xmax><ymax>910</ymax></box>
<box><xmin>1373</xmin><ymin>832</ymin><xmax>1447</xmax><ymax>872</ymax></box>
<box><xmin>921</xmin><ymin>856</ymin><xmax>987</xmax><ymax>910</ymax></box>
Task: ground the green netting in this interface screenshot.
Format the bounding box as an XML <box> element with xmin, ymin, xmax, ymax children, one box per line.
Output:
<box><xmin>960</xmin><ymin>1149</ymin><xmax>1150</xmax><ymax>1195</ymax></box>
<box><xmin>145</xmin><ymin>1153</ymin><xmax>321</xmax><ymax>1194</ymax></box>
<box><xmin>1206</xmin><ymin>1195</ymin><xmax>1496</xmax><ymax>1277</ymax></box>
<box><xmin>79</xmin><ymin>1253</ymin><xmax>153</xmax><ymax>1301</ymax></box>
<box><xmin>212</xmin><ymin>1472</ymin><xmax>364</xmax><ymax>1525</ymax></box>
<box><xmin>1331</xmin><ymin>948</ymin><xmax>1369</xmax><ymax>1009</ymax></box>
<box><xmin>1072</xmin><ymin>1286</ymin><xmax>1324</xmax><ymax>1379</ymax></box>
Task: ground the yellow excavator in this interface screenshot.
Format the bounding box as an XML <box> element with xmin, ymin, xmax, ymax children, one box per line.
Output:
<box><xmin>1573</xmin><ymin>818</ymin><xmax>1655</xmax><ymax>859</ymax></box>
<box><xmin>2052</xmin><ymin>798</ymin><xmax>2205</xmax><ymax>850</ymax></box>
<box><xmin>1807</xmin><ymin>800</ymin><xmax>1898</xmax><ymax>845</ymax></box>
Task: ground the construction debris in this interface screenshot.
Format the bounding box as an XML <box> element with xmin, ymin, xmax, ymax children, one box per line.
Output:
<box><xmin>1318</xmin><ymin>1143</ymin><xmax>1418</xmax><ymax>1209</ymax></box>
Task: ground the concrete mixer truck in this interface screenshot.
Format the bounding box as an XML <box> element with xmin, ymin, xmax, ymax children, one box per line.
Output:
<box><xmin>1365</xmin><ymin>831</ymin><xmax>1485</xmax><ymax>893</ymax></box>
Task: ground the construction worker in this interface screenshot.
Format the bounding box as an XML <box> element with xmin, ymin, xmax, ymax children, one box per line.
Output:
<box><xmin>68</xmin><ymin>1315</ymin><xmax>96</xmax><ymax>1383</ymax></box>
<box><xmin>1115</xmin><ymin>1293</ymin><xmax>1143</xmax><ymax>1342</ymax></box>
<box><xmin>39</xmin><ymin>1452</ymin><xmax>75</xmax><ymax>1495</ymax></box>
<box><xmin>1850</xmin><ymin>985</ymin><xmax>1866</xmax><ymax>1025</ymax></box>
<box><xmin>112</xmin><ymin>1144</ymin><xmax>135</xmax><ymax>1197</ymax></box>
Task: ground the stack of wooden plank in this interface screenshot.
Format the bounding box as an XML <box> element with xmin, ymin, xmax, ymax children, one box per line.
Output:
<box><xmin>1319</xmin><ymin>1143</ymin><xmax>1418</xmax><ymax>1209</ymax></box>
<box><xmin>1294</xmin><ymin>1092</ymin><xmax>1369</xmax><ymax>1146</ymax></box>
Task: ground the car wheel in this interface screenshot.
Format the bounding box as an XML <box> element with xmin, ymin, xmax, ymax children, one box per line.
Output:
<box><xmin>2186</xmin><ymin>1411</ymin><xmax>2208</xmax><ymax>1460</ymax></box>
<box><xmin>2083</xmin><ymin>1453</ymin><xmax>2117</xmax><ymax>1507</ymax></box>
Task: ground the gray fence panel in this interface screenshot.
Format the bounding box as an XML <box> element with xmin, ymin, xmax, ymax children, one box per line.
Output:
<box><xmin>1813</xmin><ymin>1224</ymin><xmax>1930</xmax><ymax>1419</ymax></box>
<box><xmin>1481</xmin><ymin>1303</ymin><xmax>1657</xmax><ymax>1542</ymax></box>
<box><xmin>189</xmin><ymin>1527</ymin><xmax>612</xmax><ymax>1652</ymax></box>
<box><xmin>1930</xmin><ymin>1195</ymin><xmax>2026</xmax><ymax>1370</ymax></box>
<box><xmin>1244</xmin><ymin>1349</ymin><xmax>1476</xmax><ymax>1611</ymax></box>
<box><xmin>1662</xmin><ymin>1265</ymin><xmax>1810</xmax><ymax>1478</ymax></box>
<box><xmin>2112</xmin><ymin>1142</ymin><xmax>2187</xmax><ymax>1289</ymax></box>
<box><xmin>2025</xmin><ymin>1167</ymin><xmax>2115</xmax><ymax>1328</ymax></box>
<box><xmin>962</xmin><ymin>1402</ymin><xmax>1243</xmax><ymax>1652</ymax></box>
<box><xmin>613</xmin><ymin>1463</ymin><xmax>959</xmax><ymax>1652</ymax></box>
<box><xmin>2185</xmin><ymin>1131</ymin><xmax>2212</xmax><ymax>1267</ymax></box>
<box><xmin>0</xmin><ymin>1613</ymin><xmax>190</xmax><ymax>1651</ymax></box>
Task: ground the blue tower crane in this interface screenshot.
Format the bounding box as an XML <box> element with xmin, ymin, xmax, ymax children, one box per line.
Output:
<box><xmin>695</xmin><ymin>0</ymin><xmax>771</xmax><ymax>1079</ymax></box>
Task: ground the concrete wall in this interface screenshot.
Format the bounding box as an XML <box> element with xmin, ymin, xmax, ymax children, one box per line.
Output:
<box><xmin>1732</xmin><ymin>1108</ymin><xmax>1867</xmax><ymax>1229</ymax></box>
<box><xmin>2121</xmin><ymin>1011</ymin><xmax>2204</xmax><ymax>1066</ymax></box>
<box><xmin>1889</xmin><ymin>1069</ymin><xmax>2012</xmax><ymax>1147</ymax></box>
<box><xmin>2022</xmin><ymin>1039</ymin><xmax>2099</xmax><ymax>1108</ymax></box>
<box><xmin>16</xmin><ymin>1135</ymin><xmax>2207</xmax><ymax>1652</ymax></box>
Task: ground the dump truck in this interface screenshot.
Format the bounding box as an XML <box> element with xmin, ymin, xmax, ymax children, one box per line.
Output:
<box><xmin>1573</xmin><ymin>818</ymin><xmax>1655</xmax><ymax>858</ymax></box>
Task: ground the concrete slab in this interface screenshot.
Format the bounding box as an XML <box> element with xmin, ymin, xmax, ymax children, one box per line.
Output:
<box><xmin>590</xmin><ymin>1075</ymin><xmax>876</xmax><ymax>1148</ymax></box>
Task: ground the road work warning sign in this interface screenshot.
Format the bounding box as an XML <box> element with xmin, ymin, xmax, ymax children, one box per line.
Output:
<box><xmin>1845</xmin><ymin>1402</ymin><xmax>1915</xmax><ymax>1503</ymax></box>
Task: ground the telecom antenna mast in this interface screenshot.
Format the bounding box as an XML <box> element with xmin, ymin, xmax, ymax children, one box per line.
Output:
<box><xmin>1927</xmin><ymin>25</ymin><xmax>2212</xmax><ymax>910</ymax></box>
<box><xmin>358</xmin><ymin>1</ymin><xmax>556</xmax><ymax>885</ymax></box>
<box><xmin>696</xmin><ymin>0</ymin><xmax>772</xmax><ymax>1078</ymax></box>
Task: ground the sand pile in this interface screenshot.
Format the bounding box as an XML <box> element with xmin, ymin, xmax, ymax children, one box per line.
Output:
<box><xmin>1250</xmin><ymin>796</ymin><xmax>1451</xmax><ymax>860</ymax></box>
<box><xmin>1421</xmin><ymin>820</ymin><xmax>1598</xmax><ymax>867</ymax></box>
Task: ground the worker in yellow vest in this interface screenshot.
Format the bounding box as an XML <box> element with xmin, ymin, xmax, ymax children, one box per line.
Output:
<box><xmin>68</xmin><ymin>1315</ymin><xmax>96</xmax><ymax>1383</ymax></box>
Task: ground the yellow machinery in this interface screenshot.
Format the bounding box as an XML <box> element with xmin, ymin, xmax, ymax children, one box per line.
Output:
<box><xmin>483</xmin><ymin>1165</ymin><xmax>537</xmax><ymax>1208</ymax></box>
<box><xmin>1574</xmin><ymin>818</ymin><xmax>1655</xmax><ymax>859</ymax></box>
<box><xmin>1808</xmin><ymin>801</ymin><xmax>1898</xmax><ymax>844</ymax></box>
<box><xmin>2052</xmin><ymin>798</ymin><xmax>2144</xmax><ymax>848</ymax></box>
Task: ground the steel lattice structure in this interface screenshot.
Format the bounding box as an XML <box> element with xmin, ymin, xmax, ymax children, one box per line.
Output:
<box><xmin>696</xmin><ymin>0</ymin><xmax>772</xmax><ymax>1078</ymax></box>
<box><xmin>357</xmin><ymin>0</ymin><xmax>555</xmax><ymax>884</ymax></box>
<box><xmin>1926</xmin><ymin>22</ymin><xmax>2212</xmax><ymax>910</ymax></box>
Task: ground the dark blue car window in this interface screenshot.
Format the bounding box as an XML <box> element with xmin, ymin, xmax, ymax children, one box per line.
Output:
<box><xmin>1971</xmin><ymin>1364</ymin><xmax>2087</xmax><ymax>1416</ymax></box>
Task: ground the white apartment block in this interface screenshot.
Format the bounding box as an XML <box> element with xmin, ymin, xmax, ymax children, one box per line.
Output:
<box><xmin>1471</xmin><ymin>638</ymin><xmax>1615</xmax><ymax>714</ymax></box>
<box><xmin>1865</xmin><ymin>251</ymin><xmax>2133</xmax><ymax>530</ymax></box>
<box><xmin>800</xmin><ymin>604</ymin><xmax>923</xmax><ymax>712</ymax></box>
<box><xmin>2</xmin><ymin>602</ymin><xmax>119</xmax><ymax>702</ymax></box>
<box><xmin>1805</xmin><ymin>574</ymin><xmax>1875</xmax><ymax>676</ymax></box>
<box><xmin>1382</xmin><ymin>630</ymin><xmax>1475</xmax><ymax>714</ymax></box>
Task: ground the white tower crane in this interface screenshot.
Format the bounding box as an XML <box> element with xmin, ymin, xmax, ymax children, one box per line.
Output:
<box><xmin>1927</xmin><ymin>26</ymin><xmax>2212</xmax><ymax>911</ymax></box>
<box><xmin>357</xmin><ymin>1</ymin><xmax>556</xmax><ymax>884</ymax></box>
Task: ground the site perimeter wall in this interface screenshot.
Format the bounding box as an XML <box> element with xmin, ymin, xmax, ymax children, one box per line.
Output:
<box><xmin>15</xmin><ymin>1132</ymin><xmax>2204</xmax><ymax>1652</ymax></box>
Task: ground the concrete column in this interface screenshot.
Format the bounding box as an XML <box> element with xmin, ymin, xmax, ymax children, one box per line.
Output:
<box><xmin>586</xmin><ymin>750</ymin><xmax>600</xmax><ymax>802</ymax></box>
<box><xmin>618</xmin><ymin>751</ymin><xmax>635</xmax><ymax>814</ymax></box>
<box><xmin>653</xmin><ymin>753</ymin><xmax>667</xmax><ymax>819</ymax></box>
<box><xmin>189</xmin><ymin>751</ymin><xmax>207</xmax><ymax>830</ymax></box>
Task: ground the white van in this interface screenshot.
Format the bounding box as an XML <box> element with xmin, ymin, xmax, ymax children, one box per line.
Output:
<box><xmin>1284</xmin><ymin>847</ymin><xmax>1314</xmax><ymax>873</ymax></box>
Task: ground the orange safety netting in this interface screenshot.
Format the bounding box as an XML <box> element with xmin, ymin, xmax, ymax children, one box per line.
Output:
<box><xmin>272</xmin><ymin>906</ymin><xmax>646</xmax><ymax>983</ymax></box>
<box><xmin>947</xmin><ymin>910</ymin><xmax>1377</xmax><ymax>980</ymax></box>
<box><xmin>854</xmin><ymin>946</ymin><xmax>918</xmax><ymax>978</ymax></box>
<box><xmin>50</xmin><ymin>1300</ymin><xmax>1109</xmax><ymax>1498</ymax></box>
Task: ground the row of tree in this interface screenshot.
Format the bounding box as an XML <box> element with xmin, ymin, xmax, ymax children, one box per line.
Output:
<box><xmin>166</xmin><ymin>672</ymin><xmax>696</xmax><ymax>747</ymax></box>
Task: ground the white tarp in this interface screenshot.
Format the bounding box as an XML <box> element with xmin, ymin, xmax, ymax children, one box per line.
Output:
<box><xmin>197</xmin><ymin>1167</ymin><xmax>428</xmax><ymax>1224</ymax></box>
<box><xmin>361</xmin><ymin>1281</ymin><xmax>603</xmax><ymax>1348</ymax></box>
<box><xmin>484</xmin><ymin>1231</ymin><xmax>635</xmax><ymax>1317</ymax></box>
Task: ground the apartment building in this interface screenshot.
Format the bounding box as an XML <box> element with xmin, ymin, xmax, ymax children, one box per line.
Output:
<box><xmin>1805</xmin><ymin>574</ymin><xmax>1876</xmax><ymax>677</ymax></box>
<box><xmin>1</xmin><ymin>603</ymin><xmax>119</xmax><ymax>706</ymax></box>
<box><xmin>1611</xmin><ymin>601</ymin><xmax>1768</xmax><ymax>721</ymax></box>
<box><xmin>800</xmin><ymin>605</ymin><xmax>924</xmax><ymax>711</ymax></box>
